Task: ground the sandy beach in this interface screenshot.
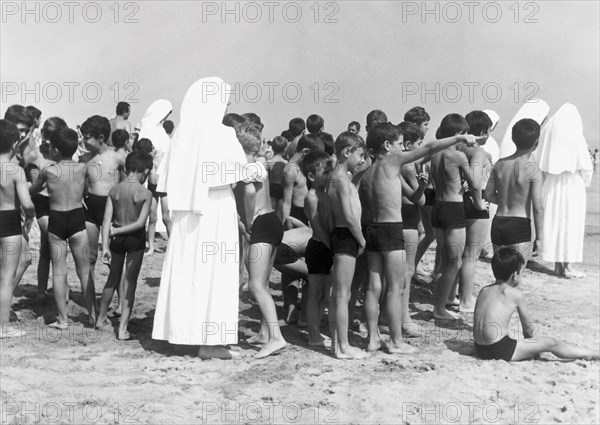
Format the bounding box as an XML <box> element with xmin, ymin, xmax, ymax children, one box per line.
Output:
<box><xmin>1</xmin><ymin>173</ymin><xmax>598</xmax><ymax>425</ymax></box>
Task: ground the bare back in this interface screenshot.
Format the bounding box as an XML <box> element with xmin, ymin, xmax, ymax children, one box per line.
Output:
<box><xmin>431</xmin><ymin>148</ymin><xmax>468</xmax><ymax>202</ymax></box>
<box><xmin>473</xmin><ymin>283</ymin><xmax>520</xmax><ymax>345</ymax></box>
<box><xmin>44</xmin><ymin>161</ymin><xmax>88</xmax><ymax>211</ymax></box>
<box><xmin>0</xmin><ymin>157</ymin><xmax>24</xmax><ymax>211</ymax></box>
<box><xmin>109</xmin><ymin>181</ymin><xmax>152</xmax><ymax>227</ymax></box>
<box><xmin>85</xmin><ymin>150</ymin><xmax>125</xmax><ymax>196</ymax></box>
<box><xmin>283</xmin><ymin>162</ymin><xmax>308</xmax><ymax>208</ymax></box>
<box><xmin>488</xmin><ymin>153</ymin><xmax>539</xmax><ymax>217</ymax></box>
<box><xmin>359</xmin><ymin>158</ymin><xmax>403</xmax><ymax>223</ymax></box>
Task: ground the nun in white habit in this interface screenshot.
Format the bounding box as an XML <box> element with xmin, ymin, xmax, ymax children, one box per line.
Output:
<box><xmin>498</xmin><ymin>99</ymin><xmax>550</xmax><ymax>159</ymax></box>
<box><xmin>532</xmin><ymin>103</ymin><xmax>593</xmax><ymax>278</ymax></box>
<box><xmin>152</xmin><ymin>77</ymin><xmax>248</xmax><ymax>358</ymax></box>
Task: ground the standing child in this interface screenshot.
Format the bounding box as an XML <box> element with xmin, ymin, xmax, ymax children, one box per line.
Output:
<box><xmin>301</xmin><ymin>151</ymin><xmax>334</xmax><ymax>347</ymax></box>
<box><xmin>96</xmin><ymin>151</ymin><xmax>153</xmax><ymax>340</ymax></box>
<box><xmin>237</xmin><ymin>123</ymin><xmax>287</xmax><ymax>358</ymax></box>
<box><xmin>473</xmin><ymin>247</ymin><xmax>599</xmax><ymax>361</ymax></box>
<box><xmin>29</xmin><ymin>127</ymin><xmax>97</xmax><ymax>327</ymax></box>
<box><xmin>327</xmin><ymin>132</ymin><xmax>367</xmax><ymax>359</ymax></box>
<box><xmin>0</xmin><ymin>120</ymin><xmax>35</xmax><ymax>338</ymax></box>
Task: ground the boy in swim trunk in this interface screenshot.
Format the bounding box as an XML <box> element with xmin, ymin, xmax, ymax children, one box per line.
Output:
<box><xmin>238</xmin><ymin>123</ymin><xmax>287</xmax><ymax>359</ymax></box>
<box><xmin>484</xmin><ymin>118</ymin><xmax>542</xmax><ymax>261</ymax></box>
<box><xmin>327</xmin><ymin>132</ymin><xmax>367</xmax><ymax>359</ymax></box>
<box><xmin>96</xmin><ymin>151</ymin><xmax>153</xmax><ymax>340</ymax></box>
<box><xmin>473</xmin><ymin>247</ymin><xmax>599</xmax><ymax>361</ymax></box>
<box><xmin>30</xmin><ymin>127</ymin><xmax>97</xmax><ymax>328</ymax></box>
<box><xmin>0</xmin><ymin>120</ymin><xmax>35</xmax><ymax>338</ymax></box>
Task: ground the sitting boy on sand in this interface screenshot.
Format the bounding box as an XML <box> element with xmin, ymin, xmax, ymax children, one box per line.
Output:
<box><xmin>473</xmin><ymin>247</ymin><xmax>599</xmax><ymax>361</ymax></box>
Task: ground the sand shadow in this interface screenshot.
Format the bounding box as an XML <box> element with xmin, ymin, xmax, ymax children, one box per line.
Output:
<box><xmin>444</xmin><ymin>340</ymin><xmax>476</xmax><ymax>357</ymax></box>
<box><xmin>143</xmin><ymin>277</ymin><xmax>161</xmax><ymax>288</ymax></box>
<box><xmin>526</xmin><ymin>259</ymin><xmax>556</xmax><ymax>276</ymax></box>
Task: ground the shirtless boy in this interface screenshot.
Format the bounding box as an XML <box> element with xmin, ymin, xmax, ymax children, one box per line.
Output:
<box><xmin>474</xmin><ymin>247</ymin><xmax>599</xmax><ymax>361</ymax></box>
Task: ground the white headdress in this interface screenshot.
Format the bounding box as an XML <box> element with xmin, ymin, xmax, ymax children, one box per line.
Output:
<box><xmin>483</xmin><ymin>109</ymin><xmax>500</xmax><ymax>163</ymax></box>
<box><xmin>139</xmin><ymin>99</ymin><xmax>172</xmax><ymax>154</ymax></box>
<box><xmin>499</xmin><ymin>99</ymin><xmax>549</xmax><ymax>158</ymax></box>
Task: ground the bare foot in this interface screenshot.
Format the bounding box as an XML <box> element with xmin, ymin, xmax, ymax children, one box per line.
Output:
<box><xmin>247</xmin><ymin>333</ymin><xmax>268</xmax><ymax>344</ymax></box>
<box><xmin>459</xmin><ymin>303</ymin><xmax>475</xmax><ymax>314</ymax></box>
<box><xmin>198</xmin><ymin>345</ymin><xmax>236</xmax><ymax>360</ymax></box>
<box><xmin>335</xmin><ymin>346</ymin><xmax>368</xmax><ymax>360</ymax></box>
<box><xmin>48</xmin><ymin>321</ymin><xmax>69</xmax><ymax>330</ymax></box>
<box><xmin>117</xmin><ymin>330</ymin><xmax>131</xmax><ymax>341</ymax></box>
<box><xmin>255</xmin><ymin>339</ymin><xmax>287</xmax><ymax>358</ymax></box>
<box><xmin>0</xmin><ymin>326</ymin><xmax>25</xmax><ymax>339</ymax></box>
<box><xmin>387</xmin><ymin>341</ymin><xmax>417</xmax><ymax>354</ymax></box>
<box><xmin>95</xmin><ymin>318</ymin><xmax>111</xmax><ymax>329</ymax></box>
<box><xmin>367</xmin><ymin>338</ymin><xmax>387</xmax><ymax>352</ymax></box>
<box><xmin>308</xmin><ymin>336</ymin><xmax>331</xmax><ymax>349</ymax></box>
<box><xmin>401</xmin><ymin>322</ymin><xmax>420</xmax><ymax>338</ymax></box>
<box><xmin>433</xmin><ymin>309</ymin><xmax>459</xmax><ymax>320</ymax></box>
<box><xmin>565</xmin><ymin>268</ymin><xmax>586</xmax><ymax>279</ymax></box>
<box><xmin>145</xmin><ymin>248</ymin><xmax>155</xmax><ymax>257</ymax></box>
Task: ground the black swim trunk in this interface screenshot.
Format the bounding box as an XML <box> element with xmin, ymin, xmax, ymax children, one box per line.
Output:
<box><xmin>270</xmin><ymin>183</ymin><xmax>284</xmax><ymax>200</ymax></box>
<box><xmin>365</xmin><ymin>222</ymin><xmax>405</xmax><ymax>252</ymax></box>
<box><xmin>424</xmin><ymin>188</ymin><xmax>436</xmax><ymax>206</ymax></box>
<box><xmin>110</xmin><ymin>228</ymin><xmax>146</xmax><ymax>254</ymax></box>
<box><xmin>84</xmin><ymin>193</ymin><xmax>108</xmax><ymax>226</ymax></box>
<box><xmin>0</xmin><ymin>210</ymin><xmax>22</xmax><ymax>238</ymax></box>
<box><xmin>402</xmin><ymin>204</ymin><xmax>420</xmax><ymax>231</ymax></box>
<box><xmin>250</xmin><ymin>212</ymin><xmax>284</xmax><ymax>246</ymax></box>
<box><xmin>290</xmin><ymin>205</ymin><xmax>309</xmax><ymax>226</ymax></box>
<box><xmin>48</xmin><ymin>208</ymin><xmax>86</xmax><ymax>240</ymax></box>
<box><xmin>474</xmin><ymin>335</ymin><xmax>517</xmax><ymax>361</ymax></box>
<box><xmin>431</xmin><ymin>201</ymin><xmax>466</xmax><ymax>229</ymax></box>
<box><xmin>148</xmin><ymin>182</ymin><xmax>167</xmax><ymax>199</ymax></box>
<box><xmin>32</xmin><ymin>194</ymin><xmax>50</xmax><ymax>219</ymax></box>
<box><xmin>274</xmin><ymin>243</ymin><xmax>299</xmax><ymax>266</ymax></box>
<box><xmin>330</xmin><ymin>227</ymin><xmax>359</xmax><ymax>257</ymax></box>
<box><xmin>463</xmin><ymin>191</ymin><xmax>490</xmax><ymax>220</ymax></box>
<box><xmin>306</xmin><ymin>238</ymin><xmax>333</xmax><ymax>274</ymax></box>
<box><xmin>491</xmin><ymin>216</ymin><xmax>532</xmax><ymax>246</ymax></box>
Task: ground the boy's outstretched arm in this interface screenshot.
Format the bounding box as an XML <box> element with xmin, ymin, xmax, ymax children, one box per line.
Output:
<box><xmin>394</xmin><ymin>134</ymin><xmax>482</xmax><ymax>166</ymax></box>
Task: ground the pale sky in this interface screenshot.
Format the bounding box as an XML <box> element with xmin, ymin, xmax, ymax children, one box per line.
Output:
<box><xmin>2</xmin><ymin>1</ymin><xmax>599</xmax><ymax>145</ymax></box>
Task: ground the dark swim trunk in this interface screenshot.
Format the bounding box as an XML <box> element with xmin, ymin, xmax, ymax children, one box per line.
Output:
<box><xmin>84</xmin><ymin>193</ymin><xmax>108</xmax><ymax>226</ymax></box>
<box><xmin>463</xmin><ymin>191</ymin><xmax>490</xmax><ymax>220</ymax></box>
<box><xmin>491</xmin><ymin>216</ymin><xmax>532</xmax><ymax>246</ymax></box>
<box><xmin>306</xmin><ymin>238</ymin><xmax>333</xmax><ymax>275</ymax></box>
<box><xmin>148</xmin><ymin>183</ymin><xmax>167</xmax><ymax>199</ymax></box>
<box><xmin>110</xmin><ymin>228</ymin><xmax>146</xmax><ymax>254</ymax></box>
<box><xmin>290</xmin><ymin>205</ymin><xmax>309</xmax><ymax>226</ymax></box>
<box><xmin>474</xmin><ymin>335</ymin><xmax>517</xmax><ymax>361</ymax></box>
<box><xmin>402</xmin><ymin>204</ymin><xmax>420</xmax><ymax>231</ymax></box>
<box><xmin>274</xmin><ymin>243</ymin><xmax>299</xmax><ymax>266</ymax></box>
<box><xmin>49</xmin><ymin>208</ymin><xmax>86</xmax><ymax>240</ymax></box>
<box><xmin>424</xmin><ymin>188</ymin><xmax>436</xmax><ymax>206</ymax></box>
<box><xmin>330</xmin><ymin>227</ymin><xmax>359</xmax><ymax>257</ymax></box>
<box><xmin>0</xmin><ymin>210</ymin><xmax>22</xmax><ymax>238</ymax></box>
<box><xmin>250</xmin><ymin>212</ymin><xmax>284</xmax><ymax>246</ymax></box>
<box><xmin>365</xmin><ymin>222</ymin><xmax>405</xmax><ymax>252</ymax></box>
<box><xmin>32</xmin><ymin>194</ymin><xmax>50</xmax><ymax>219</ymax></box>
<box><xmin>270</xmin><ymin>183</ymin><xmax>284</xmax><ymax>200</ymax></box>
<box><xmin>432</xmin><ymin>201</ymin><xmax>466</xmax><ymax>229</ymax></box>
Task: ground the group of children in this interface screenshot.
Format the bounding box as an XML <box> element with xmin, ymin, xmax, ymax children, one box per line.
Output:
<box><xmin>1</xmin><ymin>102</ymin><xmax>598</xmax><ymax>362</ymax></box>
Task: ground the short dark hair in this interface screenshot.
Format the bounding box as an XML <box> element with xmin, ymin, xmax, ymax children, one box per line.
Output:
<box><xmin>4</xmin><ymin>105</ymin><xmax>34</xmax><ymax>127</ymax></box>
<box><xmin>512</xmin><ymin>118</ymin><xmax>540</xmax><ymax>150</ymax></box>
<box><xmin>236</xmin><ymin>123</ymin><xmax>262</xmax><ymax>153</ymax></box>
<box><xmin>162</xmin><ymin>120</ymin><xmax>174</xmax><ymax>135</ymax></box>
<box><xmin>404</xmin><ymin>107</ymin><xmax>430</xmax><ymax>125</ymax></box>
<box><xmin>41</xmin><ymin>117</ymin><xmax>67</xmax><ymax>142</ymax></box>
<box><xmin>335</xmin><ymin>131</ymin><xmax>365</xmax><ymax>157</ymax></box>
<box><xmin>116</xmin><ymin>102</ymin><xmax>130</xmax><ymax>116</ymax></box>
<box><xmin>296</xmin><ymin>133</ymin><xmax>325</xmax><ymax>154</ymax></box>
<box><xmin>306</xmin><ymin>114</ymin><xmax>324</xmax><ymax>134</ymax></box>
<box><xmin>348</xmin><ymin>121</ymin><xmax>361</xmax><ymax>132</ymax></box>
<box><xmin>366</xmin><ymin>110</ymin><xmax>388</xmax><ymax>131</ymax></box>
<box><xmin>465</xmin><ymin>110</ymin><xmax>493</xmax><ymax>136</ymax></box>
<box><xmin>301</xmin><ymin>151</ymin><xmax>333</xmax><ymax>189</ymax></box>
<box><xmin>269</xmin><ymin>136</ymin><xmax>288</xmax><ymax>155</ymax></box>
<box><xmin>436</xmin><ymin>114</ymin><xmax>469</xmax><ymax>139</ymax></box>
<box><xmin>125</xmin><ymin>150</ymin><xmax>153</xmax><ymax>174</ymax></box>
<box><xmin>222</xmin><ymin>113</ymin><xmax>245</xmax><ymax>129</ymax></box>
<box><xmin>317</xmin><ymin>132</ymin><xmax>335</xmax><ymax>156</ymax></box>
<box><xmin>289</xmin><ymin>118</ymin><xmax>306</xmax><ymax>138</ymax></box>
<box><xmin>26</xmin><ymin>105</ymin><xmax>42</xmax><ymax>121</ymax></box>
<box><xmin>0</xmin><ymin>120</ymin><xmax>20</xmax><ymax>154</ymax></box>
<box><xmin>281</xmin><ymin>129</ymin><xmax>292</xmax><ymax>142</ymax></box>
<box><xmin>112</xmin><ymin>129</ymin><xmax>130</xmax><ymax>150</ymax></box>
<box><xmin>81</xmin><ymin>115</ymin><xmax>111</xmax><ymax>143</ymax></box>
<box><xmin>397</xmin><ymin>121</ymin><xmax>421</xmax><ymax>144</ymax></box>
<box><xmin>367</xmin><ymin>123</ymin><xmax>401</xmax><ymax>154</ymax></box>
<box><xmin>242</xmin><ymin>113</ymin><xmax>264</xmax><ymax>131</ymax></box>
<box><xmin>491</xmin><ymin>247</ymin><xmax>525</xmax><ymax>281</ymax></box>
<box><xmin>50</xmin><ymin>127</ymin><xmax>79</xmax><ymax>158</ymax></box>
<box><xmin>133</xmin><ymin>138</ymin><xmax>154</xmax><ymax>154</ymax></box>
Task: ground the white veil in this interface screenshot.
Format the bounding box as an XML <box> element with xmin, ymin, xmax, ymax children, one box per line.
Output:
<box><xmin>498</xmin><ymin>99</ymin><xmax>550</xmax><ymax>158</ymax></box>
<box><xmin>532</xmin><ymin>103</ymin><xmax>593</xmax><ymax>183</ymax></box>
<box><xmin>483</xmin><ymin>109</ymin><xmax>500</xmax><ymax>162</ymax></box>
<box><xmin>139</xmin><ymin>99</ymin><xmax>172</xmax><ymax>154</ymax></box>
<box><xmin>157</xmin><ymin>77</ymin><xmax>247</xmax><ymax>213</ymax></box>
